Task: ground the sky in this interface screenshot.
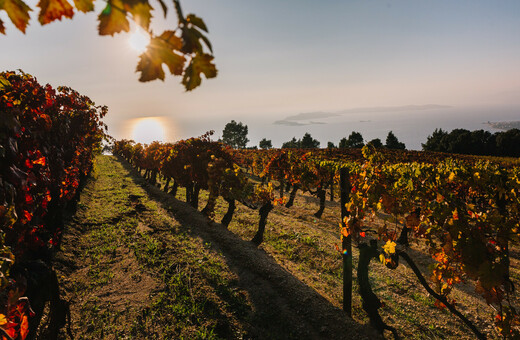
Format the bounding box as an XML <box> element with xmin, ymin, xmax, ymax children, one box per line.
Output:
<box><xmin>1</xmin><ymin>0</ymin><xmax>520</xmax><ymax>149</ymax></box>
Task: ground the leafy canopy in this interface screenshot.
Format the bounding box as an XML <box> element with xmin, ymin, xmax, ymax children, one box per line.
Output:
<box><xmin>222</xmin><ymin>120</ymin><xmax>249</xmax><ymax>149</ymax></box>
<box><xmin>0</xmin><ymin>0</ymin><xmax>216</xmax><ymax>90</ymax></box>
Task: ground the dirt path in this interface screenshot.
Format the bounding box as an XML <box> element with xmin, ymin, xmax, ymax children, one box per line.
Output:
<box><xmin>51</xmin><ymin>156</ymin><xmax>376</xmax><ymax>339</ymax></box>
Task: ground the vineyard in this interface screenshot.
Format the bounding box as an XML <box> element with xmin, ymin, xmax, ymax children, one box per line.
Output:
<box><xmin>110</xmin><ymin>136</ymin><xmax>520</xmax><ymax>339</ymax></box>
<box><xmin>2</xmin><ymin>71</ymin><xmax>520</xmax><ymax>339</ymax></box>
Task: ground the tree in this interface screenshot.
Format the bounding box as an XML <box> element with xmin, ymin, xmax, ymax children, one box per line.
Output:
<box><xmin>367</xmin><ymin>138</ymin><xmax>383</xmax><ymax>148</ymax></box>
<box><xmin>422</xmin><ymin>128</ymin><xmax>448</xmax><ymax>152</ymax></box>
<box><xmin>222</xmin><ymin>120</ymin><xmax>249</xmax><ymax>149</ymax></box>
<box><xmin>385</xmin><ymin>131</ymin><xmax>406</xmax><ymax>150</ymax></box>
<box><xmin>340</xmin><ymin>132</ymin><xmax>364</xmax><ymax>148</ymax></box>
<box><xmin>0</xmin><ymin>0</ymin><xmax>216</xmax><ymax>90</ymax></box>
<box><xmin>300</xmin><ymin>133</ymin><xmax>320</xmax><ymax>148</ymax></box>
<box><xmin>282</xmin><ymin>137</ymin><xmax>300</xmax><ymax>149</ymax></box>
<box><xmin>327</xmin><ymin>141</ymin><xmax>336</xmax><ymax>149</ymax></box>
<box><xmin>259</xmin><ymin>138</ymin><xmax>272</xmax><ymax>149</ymax></box>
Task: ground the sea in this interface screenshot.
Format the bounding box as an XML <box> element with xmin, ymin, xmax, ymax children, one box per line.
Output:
<box><xmin>251</xmin><ymin>105</ymin><xmax>520</xmax><ymax>151</ymax></box>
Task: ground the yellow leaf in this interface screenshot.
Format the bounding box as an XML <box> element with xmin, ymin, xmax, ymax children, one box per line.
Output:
<box><xmin>1</xmin><ymin>0</ymin><xmax>32</xmax><ymax>33</ymax></box>
<box><xmin>383</xmin><ymin>240</ymin><xmax>396</xmax><ymax>255</ymax></box>
<box><xmin>72</xmin><ymin>0</ymin><xmax>93</xmax><ymax>13</ymax></box>
<box><xmin>448</xmin><ymin>172</ymin><xmax>456</xmax><ymax>182</ymax></box>
<box><xmin>379</xmin><ymin>254</ymin><xmax>386</xmax><ymax>264</ymax></box>
<box><xmin>98</xmin><ymin>0</ymin><xmax>129</xmax><ymax>36</ymax></box>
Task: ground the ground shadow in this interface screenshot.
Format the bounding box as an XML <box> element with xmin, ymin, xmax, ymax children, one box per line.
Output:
<box><xmin>117</xmin><ymin>157</ymin><xmax>379</xmax><ymax>340</ymax></box>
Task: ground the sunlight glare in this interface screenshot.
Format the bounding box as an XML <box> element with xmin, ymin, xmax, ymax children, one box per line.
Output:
<box><xmin>128</xmin><ymin>28</ymin><xmax>150</xmax><ymax>53</ymax></box>
<box><xmin>132</xmin><ymin>117</ymin><xmax>165</xmax><ymax>144</ymax></box>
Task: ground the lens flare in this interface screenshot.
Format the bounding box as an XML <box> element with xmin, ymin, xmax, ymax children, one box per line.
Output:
<box><xmin>128</xmin><ymin>28</ymin><xmax>150</xmax><ymax>53</ymax></box>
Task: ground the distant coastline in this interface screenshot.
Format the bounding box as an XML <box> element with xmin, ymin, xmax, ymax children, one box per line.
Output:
<box><xmin>486</xmin><ymin>121</ymin><xmax>520</xmax><ymax>130</ymax></box>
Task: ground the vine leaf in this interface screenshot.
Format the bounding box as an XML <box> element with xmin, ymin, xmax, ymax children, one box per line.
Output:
<box><xmin>136</xmin><ymin>36</ymin><xmax>186</xmax><ymax>81</ymax></box>
<box><xmin>98</xmin><ymin>0</ymin><xmax>129</xmax><ymax>36</ymax></box>
<box><xmin>128</xmin><ymin>2</ymin><xmax>152</xmax><ymax>30</ymax></box>
<box><xmin>186</xmin><ymin>13</ymin><xmax>207</xmax><ymax>32</ymax></box>
<box><xmin>156</xmin><ymin>0</ymin><xmax>167</xmax><ymax>18</ymax></box>
<box><xmin>1</xmin><ymin>0</ymin><xmax>32</xmax><ymax>33</ymax></box>
<box><xmin>37</xmin><ymin>0</ymin><xmax>74</xmax><ymax>25</ymax></box>
<box><xmin>182</xmin><ymin>53</ymin><xmax>217</xmax><ymax>91</ymax></box>
<box><xmin>73</xmin><ymin>0</ymin><xmax>94</xmax><ymax>13</ymax></box>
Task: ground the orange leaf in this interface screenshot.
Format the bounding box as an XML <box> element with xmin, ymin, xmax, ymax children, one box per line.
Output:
<box><xmin>2</xmin><ymin>0</ymin><xmax>32</xmax><ymax>33</ymax></box>
<box><xmin>0</xmin><ymin>18</ymin><xmax>5</xmax><ymax>34</ymax></box>
<box><xmin>33</xmin><ymin>156</ymin><xmax>46</xmax><ymax>166</ymax></box>
<box><xmin>37</xmin><ymin>0</ymin><xmax>74</xmax><ymax>25</ymax></box>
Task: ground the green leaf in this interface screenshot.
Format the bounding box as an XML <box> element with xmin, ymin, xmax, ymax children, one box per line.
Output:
<box><xmin>190</xmin><ymin>25</ymin><xmax>212</xmax><ymax>53</ymax></box>
<box><xmin>186</xmin><ymin>13</ymin><xmax>207</xmax><ymax>32</ymax></box>
<box><xmin>98</xmin><ymin>0</ymin><xmax>129</xmax><ymax>36</ymax></box>
<box><xmin>72</xmin><ymin>0</ymin><xmax>93</xmax><ymax>13</ymax></box>
<box><xmin>182</xmin><ymin>53</ymin><xmax>217</xmax><ymax>91</ymax></box>
<box><xmin>136</xmin><ymin>37</ymin><xmax>186</xmax><ymax>82</ymax></box>
<box><xmin>1</xmin><ymin>0</ymin><xmax>32</xmax><ymax>33</ymax></box>
<box><xmin>37</xmin><ymin>0</ymin><xmax>75</xmax><ymax>25</ymax></box>
<box><xmin>129</xmin><ymin>1</ymin><xmax>152</xmax><ymax>30</ymax></box>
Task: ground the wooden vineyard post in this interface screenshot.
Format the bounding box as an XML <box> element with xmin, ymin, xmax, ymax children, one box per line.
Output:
<box><xmin>340</xmin><ymin>167</ymin><xmax>352</xmax><ymax>317</ymax></box>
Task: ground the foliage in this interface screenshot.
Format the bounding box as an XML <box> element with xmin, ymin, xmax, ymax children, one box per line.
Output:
<box><xmin>232</xmin><ymin>146</ymin><xmax>520</xmax><ymax>336</ymax></box>
<box><xmin>222</xmin><ymin>120</ymin><xmax>249</xmax><ymax>149</ymax></box>
<box><xmin>0</xmin><ymin>0</ymin><xmax>216</xmax><ymax>90</ymax></box>
<box><xmin>422</xmin><ymin>128</ymin><xmax>520</xmax><ymax>157</ymax></box>
<box><xmin>281</xmin><ymin>133</ymin><xmax>319</xmax><ymax>149</ymax></box>
<box><xmin>385</xmin><ymin>131</ymin><xmax>405</xmax><ymax>150</ymax></box>
<box><xmin>339</xmin><ymin>131</ymin><xmax>364</xmax><ymax>148</ymax></box>
<box><xmin>0</xmin><ymin>70</ymin><xmax>107</xmax><ymax>339</ymax></box>
<box><xmin>300</xmin><ymin>133</ymin><xmax>320</xmax><ymax>149</ymax></box>
<box><xmin>281</xmin><ymin>137</ymin><xmax>299</xmax><ymax>149</ymax></box>
<box><xmin>259</xmin><ymin>138</ymin><xmax>272</xmax><ymax>150</ymax></box>
<box><xmin>367</xmin><ymin>138</ymin><xmax>383</xmax><ymax>148</ymax></box>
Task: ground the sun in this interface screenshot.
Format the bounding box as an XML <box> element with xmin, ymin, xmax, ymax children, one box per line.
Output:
<box><xmin>132</xmin><ymin>117</ymin><xmax>165</xmax><ymax>144</ymax></box>
<box><xmin>128</xmin><ymin>27</ymin><xmax>150</xmax><ymax>53</ymax></box>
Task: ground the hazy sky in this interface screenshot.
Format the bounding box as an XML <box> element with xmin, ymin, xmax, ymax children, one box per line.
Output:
<box><xmin>2</xmin><ymin>0</ymin><xmax>520</xmax><ymax>149</ymax></box>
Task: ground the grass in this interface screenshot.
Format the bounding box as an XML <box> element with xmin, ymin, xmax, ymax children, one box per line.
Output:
<box><xmin>56</xmin><ymin>156</ymin><xmax>253</xmax><ymax>339</ymax></box>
